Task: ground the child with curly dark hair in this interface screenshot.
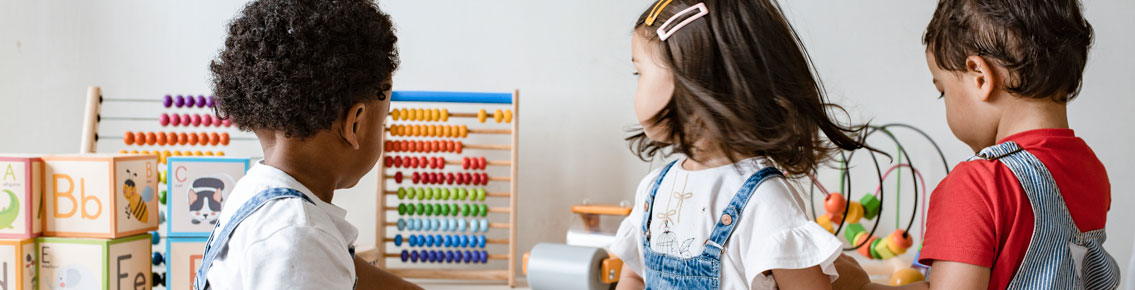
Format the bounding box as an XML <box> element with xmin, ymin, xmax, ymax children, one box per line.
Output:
<box><xmin>609</xmin><ymin>0</ymin><xmax>873</xmax><ymax>289</ymax></box>
<box><xmin>192</xmin><ymin>0</ymin><xmax>419</xmax><ymax>289</ymax></box>
<box><xmin>864</xmin><ymin>0</ymin><xmax>1119</xmax><ymax>290</ymax></box>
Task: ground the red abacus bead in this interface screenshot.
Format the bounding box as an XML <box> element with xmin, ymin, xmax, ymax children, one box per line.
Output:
<box><xmin>446</xmin><ymin>173</ymin><xmax>455</xmax><ymax>184</ymax></box>
<box><xmin>478</xmin><ymin>157</ymin><xmax>487</xmax><ymax>170</ymax></box>
<box><xmin>143</xmin><ymin>132</ymin><xmax>156</xmax><ymax>145</ymax></box>
<box><xmin>445</xmin><ymin>141</ymin><xmax>454</xmax><ymax>152</ymax></box>
<box><xmin>383</xmin><ymin>156</ymin><xmax>393</xmax><ymax>168</ymax></box>
<box><xmin>222</xmin><ymin>119</ymin><xmax>232</xmax><ymax>127</ymax></box>
<box><xmin>455</xmin><ymin>141</ymin><xmax>463</xmax><ymax>154</ymax></box>
<box><xmin>422</xmin><ymin>172</ymin><xmax>432</xmax><ymax>184</ymax></box>
<box><xmin>394</xmin><ymin>172</ymin><xmax>403</xmax><ymax>183</ymax></box>
<box><xmin>456</xmin><ymin>173</ymin><xmax>467</xmax><ymax>184</ymax></box>
<box><xmin>462</xmin><ymin>157</ymin><xmax>471</xmax><ymax>170</ymax></box>
<box><xmin>159</xmin><ymin>114</ymin><xmax>170</xmax><ymax>126</ymax></box>
<box><xmin>156</xmin><ymin>133</ymin><xmax>168</xmax><ymax>145</ymax></box>
<box><xmin>417</xmin><ymin>156</ymin><xmax>426</xmax><ymax>169</ymax></box>
<box><xmin>123</xmin><ymin>131</ymin><xmax>135</xmax><ymax>145</ymax></box>
<box><xmin>201</xmin><ymin>115</ymin><xmax>213</xmax><ymax>127</ymax></box>
<box><xmin>178</xmin><ymin>133</ymin><xmax>189</xmax><ymax>145</ymax></box>
<box><xmin>384</xmin><ymin>141</ymin><xmax>392</xmax><ymax>152</ymax></box>
<box><xmin>433</xmin><ymin>173</ymin><xmax>443</xmax><ymax>184</ymax></box>
<box><xmin>198</xmin><ymin>132</ymin><xmax>209</xmax><ymax>145</ymax></box>
<box><xmin>471</xmin><ymin>173</ymin><xmax>482</xmax><ymax>185</ymax></box>
<box><xmin>393</xmin><ymin>156</ymin><xmax>403</xmax><ymax>168</ymax></box>
<box><xmin>412</xmin><ymin>172</ymin><xmax>421</xmax><ymax>184</ymax></box>
<box><xmin>187</xmin><ymin>133</ymin><xmax>199</xmax><ymax>145</ymax></box>
<box><xmin>220</xmin><ymin>133</ymin><xmax>230</xmax><ymax>145</ymax></box>
<box><xmin>431</xmin><ymin>141</ymin><xmax>440</xmax><ymax>153</ymax></box>
<box><xmin>481</xmin><ymin>173</ymin><xmax>489</xmax><ymax>185</ymax></box>
<box><xmin>435</xmin><ymin>157</ymin><xmax>444</xmax><ymax>169</ymax></box>
<box><xmin>410</xmin><ymin>157</ymin><xmax>420</xmax><ymax>168</ymax></box>
<box><xmin>209</xmin><ymin>132</ymin><xmax>220</xmax><ymax>146</ymax></box>
<box><xmin>190</xmin><ymin>114</ymin><xmax>201</xmax><ymax>127</ymax></box>
<box><xmin>170</xmin><ymin>114</ymin><xmax>182</xmax><ymax>126</ymax></box>
<box><xmin>166</xmin><ymin>132</ymin><xmax>178</xmax><ymax>145</ymax></box>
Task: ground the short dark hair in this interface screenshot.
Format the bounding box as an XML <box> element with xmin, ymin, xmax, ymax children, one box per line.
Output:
<box><xmin>627</xmin><ymin>0</ymin><xmax>870</xmax><ymax>176</ymax></box>
<box><xmin>923</xmin><ymin>0</ymin><xmax>1093</xmax><ymax>102</ymax></box>
<box><xmin>211</xmin><ymin>0</ymin><xmax>399</xmax><ymax>138</ymax></box>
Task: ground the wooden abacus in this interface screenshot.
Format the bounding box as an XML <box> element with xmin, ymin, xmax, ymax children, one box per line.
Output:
<box><xmin>364</xmin><ymin>90</ymin><xmax>520</xmax><ymax>287</ymax></box>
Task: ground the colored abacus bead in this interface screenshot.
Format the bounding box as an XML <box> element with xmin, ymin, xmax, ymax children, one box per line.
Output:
<box><xmin>477</xmin><ymin>109</ymin><xmax>487</xmax><ymax>123</ymax></box>
<box><xmin>196</xmin><ymin>95</ymin><xmax>206</xmax><ymax>108</ymax></box>
<box><xmin>152</xmin><ymin>252</ymin><xmax>164</xmax><ymax>266</ymax></box>
<box><xmin>163</xmin><ymin>95</ymin><xmax>173</xmax><ymax>108</ymax></box>
<box><xmin>401</xmin><ymin>250</ymin><xmax>409</xmax><ymax>262</ymax></box>
<box><xmin>220</xmin><ymin>132</ymin><xmax>230</xmax><ymax>145</ymax></box>
<box><xmin>207</xmin><ymin>96</ymin><xmax>216</xmax><ymax>108</ymax></box>
<box><xmin>185</xmin><ymin>95</ymin><xmax>196</xmax><ymax>107</ymax></box>
<box><xmin>159</xmin><ymin>114</ymin><xmax>170</xmax><ymax>126</ymax></box>
<box><xmin>860</xmin><ymin>194</ymin><xmax>881</xmax><ymax>220</ymax></box>
<box><xmin>824</xmin><ymin>193</ymin><xmax>846</xmax><ymax>215</ymax></box>
<box><xmin>394</xmin><ymin>172</ymin><xmax>403</xmax><ymax>183</ymax></box>
<box><xmin>886</xmin><ymin>229</ymin><xmax>913</xmax><ymax>255</ymax></box>
<box><xmin>175</xmin><ymin>95</ymin><xmax>185</xmax><ymax>107</ymax></box>
<box><xmin>394</xmin><ymin>234</ymin><xmax>403</xmax><ymax>246</ymax></box>
<box><xmin>493</xmin><ymin>109</ymin><xmax>503</xmax><ymax>123</ymax></box>
<box><xmin>845</xmin><ymin>201</ymin><xmax>865</xmax><ymax>224</ymax></box>
<box><xmin>123</xmin><ymin>131</ymin><xmax>136</xmax><ymax>145</ymax></box>
<box><xmin>410</xmin><ymin>251</ymin><xmax>419</xmax><ymax>262</ymax></box>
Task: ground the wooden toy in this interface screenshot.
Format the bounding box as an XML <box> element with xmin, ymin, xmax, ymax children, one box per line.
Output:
<box><xmin>162</xmin><ymin>237</ymin><xmax>205</xmax><ymax>290</ymax></box>
<box><xmin>39</xmin><ymin>234</ymin><xmax>152</xmax><ymax>290</ymax></box>
<box><xmin>521</xmin><ymin>204</ymin><xmax>631</xmax><ymax>290</ymax></box>
<box><xmin>43</xmin><ymin>155</ymin><xmax>159</xmax><ymax>239</ymax></box>
<box><xmin>0</xmin><ymin>155</ymin><xmax>45</xmax><ymax>239</ymax></box>
<box><xmin>360</xmin><ymin>90</ymin><xmax>520</xmax><ymax>287</ymax></box>
<box><xmin>0</xmin><ymin>238</ymin><xmax>37</xmax><ymax>290</ymax></box>
<box><xmin>165</xmin><ymin>157</ymin><xmax>248</xmax><ymax>237</ymax></box>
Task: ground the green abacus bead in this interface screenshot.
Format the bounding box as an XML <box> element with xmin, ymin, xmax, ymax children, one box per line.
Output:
<box><xmin>417</xmin><ymin>203</ymin><xmax>426</xmax><ymax>215</ymax></box>
<box><xmin>460</xmin><ymin>188</ymin><xmax>469</xmax><ymax>200</ymax></box>
<box><xmin>398</xmin><ymin>203</ymin><xmax>406</xmax><ymax>215</ymax></box>
<box><xmin>159</xmin><ymin>190</ymin><xmax>167</xmax><ymax>205</ymax></box>
<box><xmin>407</xmin><ymin>203</ymin><xmax>417</xmax><ymax>215</ymax></box>
<box><xmin>433</xmin><ymin>188</ymin><xmax>443</xmax><ymax>200</ymax></box>
<box><xmin>462</xmin><ymin>204</ymin><xmax>470</xmax><ymax>216</ymax></box>
<box><xmin>443</xmin><ymin>188</ymin><xmax>452</xmax><ymax>200</ymax></box>
<box><xmin>477</xmin><ymin>188</ymin><xmax>487</xmax><ymax>201</ymax></box>
<box><xmin>441</xmin><ymin>203</ymin><xmax>451</xmax><ymax>215</ymax></box>
<box><xmin>471</xmin><ymin>204</ymin><xmax>481</xmax><ymax>216</ymax></box>
<box><xmin>480</xmin><ymin>204</ymin><xmax>489</xmax><ymax>217</ymax></box>
<box><xmin>450</xmin><ymin>204</ymin><xmax>460</xmax><ymax>216</ymax></box>
<box><xmin>434</xmin><ymin>203</ymin><xmax>444</xmax><ymax>215</ymax></box>
<box><xmin>397</xmin><ymin>187</ymin><xmax>407</xmax><ymax>200</ymax></box>
<box><xmin>416</xmin><ymin>188</ymin><xmax>426</xmax><ymax>200</ymax></box>
<box><xmin>426</xmin><ymin>203</ymin><xmax>436</xmax><ymax>215</ymax></box>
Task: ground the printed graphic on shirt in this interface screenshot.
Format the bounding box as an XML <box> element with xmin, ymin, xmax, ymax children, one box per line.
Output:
<box><xmin>652</xmin><ymin>174</ymin><xmax>699</xmax><ymax>257</ymax></box>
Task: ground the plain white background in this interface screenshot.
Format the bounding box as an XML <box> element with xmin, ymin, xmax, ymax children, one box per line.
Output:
<box><xmin>1</xmin><ymin>0</ymin><xmax>1132</xmax><ymax>287</ymax></box>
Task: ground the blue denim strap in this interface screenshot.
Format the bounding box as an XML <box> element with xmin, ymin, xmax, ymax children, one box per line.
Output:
<box><xmin>701</xmin><ymin>167</ymin><xmax>782</xmax><ymax>260</ymax></box>
<box><xmin>641</xmin><ymin>161</ymin><xmax>679</xmax><ymax>238</ymax></box>
<box><xmin>193</xmin><ymin>188</ymin><xmax>315</xmax><ymax>290</ymax></box>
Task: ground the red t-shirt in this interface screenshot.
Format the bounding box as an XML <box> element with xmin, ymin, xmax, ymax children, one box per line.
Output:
<box><xmin>918</xmin><ymin>129</ymin><xmax>1111</xmax><ymax>290</ymax></box>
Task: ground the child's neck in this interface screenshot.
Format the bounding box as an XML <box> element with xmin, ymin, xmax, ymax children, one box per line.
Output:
<box><xmin>258</xmin><ymin>132</ymin><xmax>340</xmax><ymax>203</ymax></box>
<box><xmin>994</xmin><ymin>97</ymin><xmax>1069</xmax><ymax>143</ymax></box>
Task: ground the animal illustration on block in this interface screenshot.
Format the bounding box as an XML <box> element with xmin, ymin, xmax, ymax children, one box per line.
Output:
<box><xmin>122</xmin><ymin>169</ymin><xmax>154</xmax><ymax>223</ymax></box>
<box><xmin>0</xmin><ymin>189</ymin><xmax>19</xmax><ymax>229</ymax></box>
<box><xmin>52</xmin><ymin>264</ymin><xmax>93</xmax><ymax>290</ymax></box>
<box><xmin>187</xmin><ymin>175</ymin><xmax>234</xmax><ymax>225</ymax></box>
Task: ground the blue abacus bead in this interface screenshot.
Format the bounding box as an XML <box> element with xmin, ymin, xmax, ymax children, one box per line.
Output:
<box><xmin>185</xmin><ymin>95</ymin><xmax>196</xmax><ymax>107</ymax></box>
<box><xmin>401</xmin><ymin>250</ymin><xmax>409</xmax><ymax>262</ymax></box>
<box><xmin>429</xmin><ymin>251</ymin><xmax>439</xmax><ymax>263</ymax></box>
<box><xmin>196</xmin><ymin>95</ymin><xmax>207</xmax><ymax>108</ymax></box>
<box><xmin>397</xmin><ymin>218</ymin><xmax>406</xmax><ymax>231</ymax></box>
<box><xmin>410</xmin><ymin>251</ymin><xmax>419</xmax><ymax>262</ymax></box>
<box><xmin>457</xmin><ymin>219</ymin><xmax>467</xmax><ymax>232</ymax></box>
<box><xmin>419</xmin><ymin>250</ymin><xmax>429</xmax><ymax>262</ymax></box>
<box><xmin>408</xmin><ymin>235</ymin><xmax>417</xmax><ymax>247</ymax></box>
<box><xmin>445</xmin><ymin>235</ymin><xmax>453</xmax><ymax>247</ymax></box>
<box><xmin>174</xmin><ymin>95</ymin><xmax>185</xmax><ymax>107</ymax></box>
<box><xmin>151</xmin><ymin>232</ymin><xmax>160</xmax><ymax>245</ymax></box>
<box><xmin>427</xmin><ymin>235</ymin><xmax>437</xmax><ymax>247</ymax></box>
<box><xmin>152</xmin><ymin>252</ymin><xmax>163</xmax><ymax>266</ymax></box>
<box><xmin>163</xmin><ymin>95</ymin><xmax>173</xmax><ymax>108</ymax></box>
<box><xmin>410</xmin><ymin>219</ymin><xmax>419</xmax><ymax>231</ymax></box>
<box><xmin>465</xmin><ymin>250</ymin><xmax>474</xmax><ymax>263</ymax></box>
<box><xmin>478</xmin><ymin>235</ymin><xmax>486</xmax><ymax>248</ymax></box>
<box><xmin>446</xmin><ymin>250</ymin><xmax>455</xmax><ymax>263</ymax></box>
<box><xmin>482</xmin><ymin>251</ymin><xmax>490</xmax><ymax>263</ymax></box>
<box><xmin>448</xmin><ymin>219</ymin><xmax>457</xmax><ymax>232</ymax></box>
<box><xmin>455</xmin><ymin>250</ymin><xmax>464</xmax><ymax>263</ymax></box>
<box><xmin>433</xmin><ymin>218</ymin><xmax>442</xmax><ymax>231</ymax></box>
<box><xmin>474</xmin><ymin>251</ymin><xmax>484</xmax><ymax>263</ymax></box>
<box><xmin>480</xmin><ymin>219</ymin><xmax>490</xmax><ymax>233</ymax></box>
<box><xmin>465</xmin><ymin>235</ymin><xmax>474</xmax><ymax>247</ymax></box>
<box><xmin>394</xmin><ymin>234</ymin><xmax>403</xmax><ymax>247</ymax></box>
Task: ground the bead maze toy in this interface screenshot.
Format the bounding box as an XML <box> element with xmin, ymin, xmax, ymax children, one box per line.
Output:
<box><xmin>522</xmin><ymin>204</ymin><xmax>632</xmax><ymax>290</ymax></box>
<box><xmin>807</xmin><ymin>124</ymin><xmax>949</xmax><ymax>285</ymax></box>
<box><xmin>359</xmin><ymin>90</ymin><xmax>521</xmax><ymax>287</ymax></box>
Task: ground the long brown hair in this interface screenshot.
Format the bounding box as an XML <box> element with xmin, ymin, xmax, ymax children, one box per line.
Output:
<box><xmin>628</xmin><ymin>0</ymin><xmax>869</xmax><ymax>176</ymax></box>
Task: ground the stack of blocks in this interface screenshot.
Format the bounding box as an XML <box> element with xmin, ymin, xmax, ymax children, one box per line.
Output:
<box><xmin>0</xmin><ymin>156</ymin><xmax>44</xmax><ymax>290</ymax></box>
<box><xmin>162</xmin><ymin>157</ymin><xmax>248</xmax><ymax>290</ymax></box>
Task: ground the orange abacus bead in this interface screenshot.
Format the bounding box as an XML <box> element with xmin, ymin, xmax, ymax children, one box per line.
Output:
<box><xmin>156</xmin><ymin>132</ymin><xmax>168</xmax><ymax>145</ymax></box>
<box><xmin>145</xmin><ymin>132</ymin><xmax>157</xmax><ymax>146</ymax></box>
<box><xmin>187</xmin><ymin>133</ymin><xmax>199</xmax><ymax>145</ymax></box>
<box><xmin>455</xmin><ymin>141</ymin><xmax>463</xmax><ymax>154</ymax></box>
<box><xmin>384</xmin><ymin>141</ymin><xmax>392</xmax><ymax>152</ymax></box>
<box><xmin>178</xmin><ymin>133</ymin><xmax>189</xmax><ymax>145</ymax></box>
<box><xmin>209</xmin><ymin>132</ymin><xmax>220</xmax><ymax>146</ymax></box>
<box><xmin>220</xmin><ymin>133</ymin><xmax>230</xmax><ymax>146</ymax></box>
<box><xmin>123</xmin><ymin>131</ymin><xmax>136</xmax><ymax>145</ymax></box>
<box><xmin>430</xmin><ymin>141</ymin><xmax>440</xmax><ymax>152</ymax></box>
<box><xmin>198</xmin><ymin>132</ymin><xmax>209</xmax><ymax>145</ymax></box>
<box><xmin>427</xmin><ymin>125</ymin><xmax>436</xmax><ymax>137</ymax></box>
<box><xmin>415</xmin><ymin>141</ymin><xmax>424</xmax><ymax>152</ymax></box>
<box><xmin>134</xmin><ymin>132</ymin><xmax>147</xmax><ymax>146</ymax></box>
<box><xmin>167</xmin><ymin>132</ymin><xmax>178</xmax><ymax>145</ymax></box>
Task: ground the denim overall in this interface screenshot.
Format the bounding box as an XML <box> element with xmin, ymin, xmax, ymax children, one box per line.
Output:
<box><xmin>972</xmin><ymin>142</ymin><xmax>1120</xmax><ymax>290</ymax></box>
<box><xmin>193</xmin><ymin>188</ymin><xmax>357</xmax><ymax>290</ymax></box>
<box><xmin>641</xmin><ymin>160</ymin><xmax>784</xmax><ymax>289</ymax></box>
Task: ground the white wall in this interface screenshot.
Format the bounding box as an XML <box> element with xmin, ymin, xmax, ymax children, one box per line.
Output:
<box><xmin>2</xmin><ymin>0</ymin><xmax>1132</xmax><ymax>286</ymax></box>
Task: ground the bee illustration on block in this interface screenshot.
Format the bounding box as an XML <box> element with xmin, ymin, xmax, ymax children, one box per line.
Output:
<box><xmin>122</xmin><ymin>169</ymin><xmax>154</xmax><ymax>223</ymax></box>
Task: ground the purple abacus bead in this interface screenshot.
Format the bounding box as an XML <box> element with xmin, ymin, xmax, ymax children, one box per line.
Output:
<box><xmin>207</xmin><ymin>96</ymin><xmax>215</xmax><ymax>108</ymax></box>
<box><xmin>481</xmin><ymin>251</ymin><xmax>489</xmax><ymax>263</ymax></box>
<box><xmin>175</xmin><ymin>95</ymin><xmax>185</xmax><ymax>107</ymax></box>
<box><xmin>410</xmin><ymin>251</ymin><xmax>419</xmax><ymax>262</ymax></box>
<box><xmin>428</xmin><ymin>251</ymin><xmax>437</xmax><ymax>263</ymax></box>
<box><xmin>191</xmin><ymin>114</ymin><xmax>201</xmax><ymax>127</ymax></box>
<box><xmin>196</xmin><ymin>95</ymin><xmax>206</xmax><ymax>108</ymax></box>
<box><xmin>445</xmin><ymin>251</ymin><xmax>454</xmax><ymax>263</ymax></box>
<box><xmin>454</xmin><ymin>251</ymin><xmax>463</xmax><ymax>263</ymax></box>
<box><xmin>185</xmin><ymin>94</ymin><xmax>196</xmax><ymax>107</ymax></box>
<box><xmin>159</xmin><ymin>114</ymin><xmax>170</xmax><ymax>126</ymax></box>
<box><xmin>400</xmin><ymin>250</ymin><xmax>409</xmax><ymax>262</ymax></box>
<box><xmin>419</xmin><ymin>250</ymin><xmax>428</xmax><ymax>262</ymax></box>
<box><xmin>163</xmin><ymin>95</ymin><xmax>173</xmax><ymax>108</ymax></box>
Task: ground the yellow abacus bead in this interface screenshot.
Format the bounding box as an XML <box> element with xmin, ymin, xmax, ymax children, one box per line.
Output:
<box><xmin>494</xmin><ymin>109</ymin><xmax>503</xmax><ymax>123</ymax></box>
<box><xmin>411</xmin><ymin>125</ymin><xmax>421</xmax><ymax>137</ymax></box>
<box><xmin>478</xmin><ymin>109</ymin><xmax>487</xmax><ymax>123</ymax></box>
<box><xmin>503</xmin><ymin>110</ymin><xmax>513</xmax><ymax>123</ymax></box>
<box><xmin>450</xmin><ymin>125</ymin><xmax>459</xmax><ymax>137</ymax></box>
<box><xmin>440</xmin><ymin>109</ymin><xmax>450</xmax><ymax>122</ymax></box>
<box><xmin>414</xmin><ymin>108</ymin><xmax>424</xmax><ymax>121</ymax></box>
<box><xmin>194</xmin><ymin>151</ymin><xmax>204</xmax><ymax>156</ymax></box>
<box><xmin>205</xmin><ymin>151</ymin><xmax>215</xmax><ymax>156</ymax></box>
<box><xmin>427</xmin><ymin>125</ymin><xmax>436</xmax><ymax>137</ymax></box>
<box><xmin>389</xmin><ymin>125</ymin><xmax>398</xmax><ymax>136</ymax></box>
<box><xmin>442</xmin><ymin>125</ymin><xmax>452</xmax><ymax>137</ymax></box>
<box><xmin>396</xmin><ymin>125</ymin><xmax>406</xmax><ymax>136</ymax></box>
<box><xmin>430</xmin><ymin>109</ymin><xmax>440</xmax><ymax>121</ymax></box>
<box><xmin>118</xmin><ymin>150</ymin><xmax>127</xmax><ymax>154</ymax></box>
<box><xmin>216</xmin><ymin>151</ymin><xmax>225</xmax><ymax>156</ymax></box>
<box><xmin>129</xmin><ymin>150</ymin><xmax>139</xmax><ymax>154</ymax></box>
<box><xmin>399</xmin><ymin>108</ymin><xmax>409</xmax><ymax>121</ymax></box>
<box><xmin>459</xmin><ymin>125</ymin><xmax>468</xmax><ymax>138</ymax></box>
<box><xmin>391</xmin><ymin>109</ymin><xmax>401</xmax><ymax>121</ymax></box>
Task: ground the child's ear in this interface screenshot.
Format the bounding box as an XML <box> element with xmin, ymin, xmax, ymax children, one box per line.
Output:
<box><xmin>341</xmin><ymin>102</ymin><xmax>367</xmax><ymax>150</ymax></box>
<box><xmin>965</xmin><ymin>55</ymin><xmax>998</xmax><ymax>102</ymax></box>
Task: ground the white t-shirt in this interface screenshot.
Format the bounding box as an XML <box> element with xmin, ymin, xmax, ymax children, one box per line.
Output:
<box><xmin>204</xmin><ymin>162</ymin><xmax>358</xmax><ymax>290</ymax></box>
<box><xmin>610</xmin><ymin>157</ymin><xmax>842</xmax><ymax>289</ymax></box>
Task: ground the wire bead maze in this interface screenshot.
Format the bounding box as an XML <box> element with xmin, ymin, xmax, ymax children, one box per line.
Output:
<box><xmin>806</xmin><ymin>124</ymin><xmax>950</xmax><ymax>266</ymax></box>
<box><xmin>360</xmin><ymin>90</ymin><xmax>521</xmax><ymax>287</ymax></box>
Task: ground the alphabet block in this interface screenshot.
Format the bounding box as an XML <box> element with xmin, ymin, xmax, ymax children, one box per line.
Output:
<box><xmin>0</xmin><ymin>155</ymin><xmax>44</xmax><ymax>239</ymax></box>
<box><xmin>38</xmin><ymin>234</ymin><xmax>152</xmax><ymax>290</ymax></box>
<box><xmin>0</xmin><ymin>238</ymin><xmax>37</xmax><ymax>290</ymax></box>
<box><xmin>43</xmin><ymin>155</ymin><xmax>159</xmax><ymax>238</ymax></box>
<box><xmin>166</xmin><ymin>157</ymin><xmax>248</xmax><ymax>237</ymax></box>
<box><xmin>163</xmin><ymin>237</ymin><xmax>205</xmax><ymax>290</ymax></box>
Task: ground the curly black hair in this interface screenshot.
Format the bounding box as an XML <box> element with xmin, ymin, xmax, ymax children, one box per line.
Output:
<box><xmin>210</xmin><ymin>0</ymin><xmax>399</xmax><ymax>138</ymax></box>
<box><xmin>924</xmin><ymin>0</ymin><xmax>1093</xmax><ymax>102</ymax></box>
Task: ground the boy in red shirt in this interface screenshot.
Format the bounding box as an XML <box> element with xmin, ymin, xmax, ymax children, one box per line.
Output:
<box><xmin>864</xmin><ymin>0</ymin><xmax>1120</xmax><ymax>289</ymax></box>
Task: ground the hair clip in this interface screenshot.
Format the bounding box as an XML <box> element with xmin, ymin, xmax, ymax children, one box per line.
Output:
<box><xmin>645</xmin><ymin>0</ymin><xmax>674</xmax><ymax>26</ymax></box>
<box><xmin>656</xmin><ymin>3</ymin><xmax>708</xmax><ymax>41</ymax></box>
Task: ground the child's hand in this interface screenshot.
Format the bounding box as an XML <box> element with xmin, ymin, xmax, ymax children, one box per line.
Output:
<box><xmin>831</xmin><ymin>254</ymin><xmax>870</xmax><ymax>290</ymax></box>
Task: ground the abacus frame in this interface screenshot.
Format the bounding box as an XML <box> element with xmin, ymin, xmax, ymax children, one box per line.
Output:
<box><xmin>368</xmin><ymin>90</ymin><xmax>520</xmax><ymax>287</ymax></box>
